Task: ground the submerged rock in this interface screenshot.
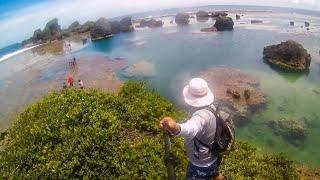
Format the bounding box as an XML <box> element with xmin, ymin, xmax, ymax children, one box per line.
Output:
<box><xmin>268</xmin><ymin>118</ymin><xmax>309</xmax><ymax>146</ymax></box>
<box><xmin>263</xmin><ymin>40</ymin><xmax>311</xmax><ymax>72</ymax></box>
<box><xmin>175</xmin><ymin>13</ymin><xmax>190</xmax><ymax>25</ymax></box>
<box><xmin>251</xmin><ymin>20</ymin><xmax>263</xmax><ymax>24</ymax></box>
<box><xmin>90</xmin><ymin>18</ymin><xmax>112</xmax><ymax>40</ymax></box>
<box><xmin>200</xmin><ymin>26</ymin><xmax>217</xmax><ymax>32</ymax></box>
<box><xmin>214</xmin><ymin>16</ymin><xmax>234</xmax><ymax>31</ymax></box>
<box><xmin>120</xmin><ymin>17</ymin><xmax>134</xmax><ymax>32</ymax></box>
<box><xmin>199</xmin><ymin>67</ymin><xmax>266</xmax><ymax>125</ymax></box>
<box><xmin>122</xmin><ymin>60</ymin><xmax>156</xmax><ymax>78</ymax></box>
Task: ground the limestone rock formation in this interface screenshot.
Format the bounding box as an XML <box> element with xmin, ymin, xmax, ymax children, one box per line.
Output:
<box><xmin>120</xmin><ymin>17</ymin><xmax>134</xmax><ymax>32</ymax></box>
<box><xmin>139</xmin><ymin>19</ymin><xmax>163</xmax><ymax>28</ymax></box>
<box><xmin>90</xmin><ymin>18</ymin><xmax>112</xmax><ymax>40</ymax></box>
<box><xmin>33</xmin><ymin>29</ymin><xmax>44</xmax><ymax>42</ymax></box>
<box><xmin>263</xmin><ymin>40</ymin><xmax>311</xmax><ymax>72</ymax></box>
<box><xmin>78</xmin><ymin>21</ymin><xmax>95</xmax><ymax>33</ymax></box>
<box><xmin>111</xmin><ymin>21</ymin><xmax>121</xmax><ymax>34</ymax></box>
<box><xmin>236</xmin><ymin>14</ymin><xmax>241</xmax><ymax>20</ymax></box>
<box><xmin>305</xmin><ymin>22</ymin><xmax>310</xmax><ymax>27</ymax></box>
<box><xmin>290</xmin><ymin>21</ymin><xmax>295</xmax><ymax>26</ymax></box>
<box><xmin>211</xmin><ymin>11</ymin><xmax>228</xmax><ymax>18</ymax></box>
<box><xmin>68</xmin><ymin>21</ymin><xmax>81</xmax><ymax>32</ymax></box>
<box><xmin>43</xmin><ymin>18</ymin><xmax>62</xmax><ymax>40</ymax></box>
<box><xmin>214</xmin><ymin>16</ymin><xmax>234</xmax><ymax>31</ymax></box>
<box><xmin>196</xmin><ymin>10</ymin><xmax>209</xmax><ymax>19</ymax></box>
<box><xmin>175</xmin><ymin>13</ymin><xmax>190</xmax><ymax>25</ymax></box>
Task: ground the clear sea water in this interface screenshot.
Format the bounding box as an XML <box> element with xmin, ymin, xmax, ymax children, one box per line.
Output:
<box><xmin>84</xmin><ymin>13</ymin><xmax>320</xmax><ymax>167</ymax></box>
<box><xmin>1</xmin><ymin>6</ymin><xmax>320</xmax><ymax>167</ymax></box>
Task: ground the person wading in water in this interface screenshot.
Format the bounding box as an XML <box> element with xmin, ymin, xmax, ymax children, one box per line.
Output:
<box><xmin>160</xmin><ymin>78</ymin><xmax>232</xmax><ymax>180</ymax></box>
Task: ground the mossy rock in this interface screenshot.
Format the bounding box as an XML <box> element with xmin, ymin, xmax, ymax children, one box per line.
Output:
<box><xmin>268</xmin><ymin>118</ymin><xmax>309</xmax><ymax>146</ymax></box>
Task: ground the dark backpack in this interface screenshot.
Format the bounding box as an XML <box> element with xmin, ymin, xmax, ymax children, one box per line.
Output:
<box><xmin>194</xmin><ymin>104</ymin><xmax>235</xmax><ymax>156</ymax></box>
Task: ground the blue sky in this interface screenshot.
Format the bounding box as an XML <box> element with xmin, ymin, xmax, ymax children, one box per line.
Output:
<box><xmin>0</xmin><ymin>0</ymin><xmax>320</xmax><ymax>48</ymax></box>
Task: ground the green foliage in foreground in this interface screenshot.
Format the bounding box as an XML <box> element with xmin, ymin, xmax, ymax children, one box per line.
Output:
<box><xmin>0</xmin><ymin>82</ymin><xmax>299</xmax><ymax>179</ymax></box>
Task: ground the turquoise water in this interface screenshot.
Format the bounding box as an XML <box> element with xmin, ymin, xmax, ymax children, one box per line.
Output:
<box><xmin>0</xmin><ymin>9</ymin><xmax>320</xmax><ymax>167</ymax></box>
<box><xmin>83</xmin><ymin>14</ymin><xmax>320</xmax><ymax>167</ymax></box>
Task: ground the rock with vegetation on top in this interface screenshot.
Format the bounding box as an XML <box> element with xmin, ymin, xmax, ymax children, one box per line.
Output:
<box><xmin>211</xmin><ymin>11</ymin><xmax>228</xmax><ymax>18</ymax></box>
<box><xmin>42</xmin><ymin>18</ymin><xmax>62</xmax><ymax>40</ymax></box>
<box><xmin>139</xmin><ymin>19</ymin><xmax>163</xmax><ymax>28</ymax></box>
<box><xmin>111</xmin><ymin>21</ymin><xmax>121</xmax><ymax>34</ymax></box>
<box><xmin>268</xmin><ymin>118</ymin><xmax>309</xmax><ymax>146</ymax></box>
<box><xmin>263</xmin><ymin>40</ymin><xmax>311</xmax><ymax>72</ymax></box>
<box><xmin>214</xmin><ymin>16</ymin><xmax>234</xmax><ymax>31</ymax></box>
<box><xmin>32</xmin><ymin>29</ymin><xmax>44</xmax><ymax>42</ymax></box>
<box><xmin>120</xmin><ymin>17</ymin><xmax>134</xmax><ymax>32</ymax></box>
<box><xmin>175</xmin><ymin>12</ymin><xmax>190</xmax><ymax>25</ymax></box>
<box><xmin>68</xmin><ymin>21</ymin><xmax>81</xmax><ymax>32</ymax></box>
<box><xmin>90</xmin><ymin>18</ymin><xmax>112</xmax><ymax>40</ymax></box>
<box><xmin>79</xmin><ymin>21</ymin><xmax>95</xmax><ymax>33</ymax></box>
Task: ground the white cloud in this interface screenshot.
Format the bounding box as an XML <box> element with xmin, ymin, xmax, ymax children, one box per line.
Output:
<box><xmin>0</xmin><ymin>0</ymin><xmax>320</xmax><ymax>48</ymax></box>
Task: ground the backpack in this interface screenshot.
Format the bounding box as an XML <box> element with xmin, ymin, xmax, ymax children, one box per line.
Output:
<box><xmin>194</xmin><ymin>104</ymin><xmax>235</xmax><ymax>156</ymax></box>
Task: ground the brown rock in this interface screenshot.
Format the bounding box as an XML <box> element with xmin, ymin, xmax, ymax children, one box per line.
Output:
<box><xmin>231</xmin><ymin>91</ymin><xmax>241</xmax><ymax>99</ymax></box>
<box><xmin>244</xmin><ymin>89</ymin><xmax>250</xmax><ymax>99</ymax></box>
<box><xmin>263</xmin><ymin>40</ymin><xmax>311</xmax><ymax>72</ymax></box>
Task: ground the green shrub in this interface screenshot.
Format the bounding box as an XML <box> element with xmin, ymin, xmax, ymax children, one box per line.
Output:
<box><xmin>0</xmin><ymin>82</ymin><xmax>300</xmax><ymax>179</ymax></box>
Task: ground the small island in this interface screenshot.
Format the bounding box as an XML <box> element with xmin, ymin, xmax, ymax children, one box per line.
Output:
<box><xmin>263</xmin><ymin>40</ymin><xmax>311</xmax><ymax>72</ymax></box>
<box><xmin>201</xmin><ymin>16</ymin><xmax>234</xmax><ymax>32</ymax></box>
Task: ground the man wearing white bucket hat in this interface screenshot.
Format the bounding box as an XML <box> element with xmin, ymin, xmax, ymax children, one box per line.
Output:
<box><xmin>160</xmin><ymin>78</ymin><xmax>224</xmax><ymax>180</ymax></box>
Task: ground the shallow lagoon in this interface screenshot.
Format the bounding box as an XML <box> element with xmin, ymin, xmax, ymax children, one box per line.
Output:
<box><xmin>84</xmin><ymin>12</ymin><xmax>320</xmax><ymax>167</ymax></box>
<box><xmin>0</xmin><ymin>10</ymin><xmax>320</xmax><ymax>167</ymax></box>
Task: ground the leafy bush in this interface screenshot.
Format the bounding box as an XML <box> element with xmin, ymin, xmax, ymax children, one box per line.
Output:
<box><xmin>0</xmin><ymin>82</ymin><xmax>300</xmax><ymax>179</ymax></box>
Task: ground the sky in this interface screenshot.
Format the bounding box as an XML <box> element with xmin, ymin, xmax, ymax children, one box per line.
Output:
<box><xmin>1</xmin><ymin>0</ymin><xmax>320</xmax><ymax>49</ymax></box>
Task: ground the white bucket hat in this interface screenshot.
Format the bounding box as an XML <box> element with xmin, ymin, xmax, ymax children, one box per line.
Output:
<box><xmin>183</xmin><ymin>78</ymin><xmax>214</xmax><ymax>108</ymax></box>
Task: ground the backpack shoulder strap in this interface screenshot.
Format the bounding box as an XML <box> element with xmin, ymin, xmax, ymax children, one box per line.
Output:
<box><xmin>193</xmin><ymin>104</ymin><xmax>219</xmax><ymax>152</ymax></box>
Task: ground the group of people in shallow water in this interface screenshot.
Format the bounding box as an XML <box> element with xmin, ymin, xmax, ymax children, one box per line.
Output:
<box><xmin>62</xmin><ymin>56</ymin><xmax>84</xmax><ymax>90</ymax></box>
<box><xmin>63</xmin><ymin>75</ymin><xmax>84</xmax><ymax>89</ymax></box>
